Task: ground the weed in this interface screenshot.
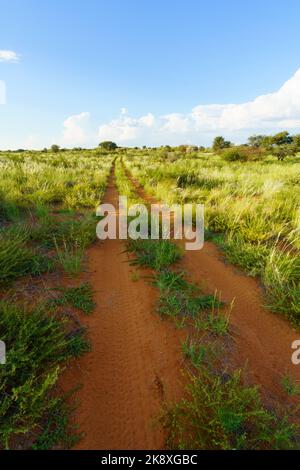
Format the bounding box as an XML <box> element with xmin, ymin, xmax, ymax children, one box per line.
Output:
<box><xmin>0</xmin><ymin>301</ymin><xmax>89</xmax><ymax>449</ymax></box>
<box><xmin>181</xmin><ymin>336</ymin><xmax>207</xmax><ymax>368</ymax></box>
<box><xmin>0</xmin><ymin>228</ymin><xmax>52</xmax><ymax>283</ymax></box>
<box><xmin>52</xmin><ymin>283</ymin><xmax>95</xmax><ymax>315</ymax></box>
<box><xmin>127</xmin><ymin>239</ymin><xmax>182</xmax><ymax>271</ymax></box>
<box><xmin>54</xmin><ymin>238</ymin><xmax>84</xmax><ymax>276</ymax></box>
<box><xmin>281</xmin><ymin>374</ymin><xmax>300</xmax><ymax>396</ymax></box>
<box><xmin>162</xmin><ymin>369</ymin><xmax>299</xmax><ymax>450</ymax></box>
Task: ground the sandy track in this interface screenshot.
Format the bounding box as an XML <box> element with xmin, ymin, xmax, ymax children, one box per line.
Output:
<box><xmin>127</xmin><ymin>170</ymin><xmax>300</xmax><ymax>404</ymax></box>
<box><xmin>61</xmin><ymin>174</ymin><xmax>185</xmax><ymax>450</ymax></box>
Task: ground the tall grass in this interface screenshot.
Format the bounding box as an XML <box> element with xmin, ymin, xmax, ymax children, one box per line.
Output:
<box><xmin>123</xmin><ymin>149</ymin><xmax>300</xmax><ymax>322</ymax></box>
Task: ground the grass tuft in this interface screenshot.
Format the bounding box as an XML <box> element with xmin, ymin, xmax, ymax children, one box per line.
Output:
<box><xmin>51</xmin><ymin>282</ymin><xmax>95</xmax><ymax>315</ymax></box>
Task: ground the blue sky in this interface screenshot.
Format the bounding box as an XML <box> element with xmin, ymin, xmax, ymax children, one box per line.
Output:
<box><xmin>1</xmin><ymin>0</ymin><xmax>300</xmax><ymax>148</ymax></box>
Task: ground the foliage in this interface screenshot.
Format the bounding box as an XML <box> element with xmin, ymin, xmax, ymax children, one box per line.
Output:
<box><xmin>212</xmin><ymin>136</ymin><xmax>232</xmax><ymax>151</ymax></box>
<box><xmin>99</xmin><ymin>141</ymin><xmax>117</xmax><ymax>151</ymax></box>
<box><xmin>162</xmin><ymin>370</ymin><xmax>299</xmax><ymax>450</ymax></box>
<box><xmin>0</xmin><ymin>301</ymin><xmax>89</xmax><ymax>449</ymax></box>
<box><xmin>51</xmin><ymin>282</ymin><xmax>95</xmax><ymax>315</ymax></box>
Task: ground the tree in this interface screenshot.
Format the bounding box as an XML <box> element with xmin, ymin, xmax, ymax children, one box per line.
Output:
<box><xmin>271</xmin><ymin>144</ymin><xmax>297</xmax><ymax>161</ymax></box>
<box><xmin>292</xmin><ymin>134</ymin><xmax>300</xmax><ymax>150</ymax></box>
<box><xmin>99</xmin><ymin>141</ymin><xmax>117</xmax><ymax>151</ymax></box>
<box><xmin>212</xmin><ymin>136</ymin><xmax>231</xmax><ymax>151</ymax></box>
<box><xmin>51</xmin><ymin>144</ymin><xmax>60</xmax><ymax>153</ymax></box>
<box><xmin>270</xmin><ymin>131</ymin><xmax>293</xmax><ymax>146</ymax></box>
<box><xmin>248</xmin><ymin>135</ymin><xmax>268</xmax><ymax>148</ymax></box>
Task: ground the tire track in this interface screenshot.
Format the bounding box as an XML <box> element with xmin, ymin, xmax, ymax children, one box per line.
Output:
<box><xmin>60</xmin><ymin>171</ymin><xmax>185</xmax><ymax>450</ymax></box>
<box><xmin>125</xmin><ymin>166</ymin><xmax>300</xmax><ymax>406</ymax></box>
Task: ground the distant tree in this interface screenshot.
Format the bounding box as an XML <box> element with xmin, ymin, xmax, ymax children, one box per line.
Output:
<box><xmin>99</xmin><ymin>141</ymin><xmax>117</xmax><ymax>151</ymax></box>
<box><xmin>51</xmin><ymin>144</ymin><xmax>60</xmax><ymax>153</ymax></box>
<box><xmin>271</xmin><ymin>144</ymin><xmax>297</xmax><ymax>161</ymax></box>
<box><xmin>212</xmin><ymin>136</ymin><xmax>231</xmax><ymax>151</ymax></box>
<box><xmin>42</xmin><ymin>148</ymin><xmax>48</xmax><ymax>153</ymax></box>
<box><xmin>270</xmin><ymin>131</ymin><xmax>293</xmax><ymax>146</ymax></box>
<box><xmin>292</xmin><ymin>134</ymin><xmax>300</xmax><ymax>150</ymax></box>
<box><xmin>248</xmin><ymin>135</ymin><xmax>268</xmax><ymax>148</ymax></box>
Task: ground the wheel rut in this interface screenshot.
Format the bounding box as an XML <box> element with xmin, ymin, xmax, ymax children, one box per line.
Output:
<box><xmin>61</xmin><ymin>171</ymin><xmax>185</xmax><ymax>450</ymax></box>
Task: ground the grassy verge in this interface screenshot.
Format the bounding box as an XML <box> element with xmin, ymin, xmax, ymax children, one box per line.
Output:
<box><xmin>123</xmin><ymin>150</ymin><xmax>300</xmax><ymax>324</ymax></box>
<box><xmin>0</xmin><ymin>301</ymin><xmax>90</xmax><ymax>449</ymax></box>
<box><xmin>0</xmin><ymin>149</ymin><xmax>115</xmax><ymax>448</ymax></box>
<box><xmin>126</xmin><ymin>223</ymin><xmax>300</xmax><ymax>449</ymax></box>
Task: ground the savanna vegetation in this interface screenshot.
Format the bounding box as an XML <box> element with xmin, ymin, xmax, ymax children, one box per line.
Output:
<box><xmin>1</xmin><ymin>131</ymin><xmax>299</xmax><ymax>450</ymax></box>
<box><xmin>123</xmin><ymin>132</ymin><xmax>300</xmax><ymax>324</ymax></box>
<box><xmin>114</xmin><ymin>157</ymin><xmax>300</xmax><ymax>449</ymax></box>
<box><xmin>0</xmin><ymin>148</ymin><xmax>113</xmax><ymax>448</ymax></box>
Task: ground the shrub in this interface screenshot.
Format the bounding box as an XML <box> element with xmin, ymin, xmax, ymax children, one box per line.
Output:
<box><xmin>222</xmin><ymin>146</ymin><xmax>265</xmax><ymax>162</ymax></box>
<box><xmin>162</xmin><ymin>369</ymin><xmax>299</xmax><ymax>450</ymax></box>
<box><xmin>0</xmin><ymin>301</ymin><xmax>89</xmax><ymax>448</ymax></box>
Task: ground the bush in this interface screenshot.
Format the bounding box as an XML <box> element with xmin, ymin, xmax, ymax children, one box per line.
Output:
<box><xmin>162</xmin><ymin>369</ymin><xmax>299</xmax><ymax>450</ymax></box>
<box><xmin>0</xmin><ymin>229</ymin><xmax>52</xmax><ymax>283</ymax></box>
<box><xmin>0</xmin><ymin>301</ymin><xmax>89</xmax><ymax>448</ymax></box>
<box><xmin>222</xmin><ymin>146</ymin><xmax>265</xmax><ymax>162</ymax></box>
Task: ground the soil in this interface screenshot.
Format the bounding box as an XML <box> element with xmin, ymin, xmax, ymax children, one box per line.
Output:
<box><xmin>61</xmin><ymin>167</ymin><xmax>300</xmax><ymax>450</ymax></box>
<box><xmin>60</xmin><ymin>173</ymin><xmax>185</xmax><ymax>450</ymax></box>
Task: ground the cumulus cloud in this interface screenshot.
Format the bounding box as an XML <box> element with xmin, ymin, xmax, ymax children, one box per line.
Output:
<box><xmin>190</xmin><ymin>68</ymin><xmax>300</xmax><ymax>131</ymax></box>
<box><xmin>97</xmin><ymin>68</ymin><xmax>300</xmax><ymax>146</ymax></box>
<box><xmin>0</xmin><ymin>50</ymin><xmax>20</xmax><ymax>62</ymax></box>
<box><xmin>62</xmin><ymin>112</ymin><xmax>91</xmax><ymax>145</ymax></box>
<box><xmin>98</xmin><ymin>109</ymin><xmax>155</xmax><ymax>142</ymax></box>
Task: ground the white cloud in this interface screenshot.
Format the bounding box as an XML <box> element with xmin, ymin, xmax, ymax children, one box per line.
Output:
<box><xmin>98</xmin><ymin>111</ymin><xmax>155</xmax><ymax>142</ymax></box>
<box><xmin>190</xmin><ymin>68</ymin><xmax>300</xmax><ymax>132</ymax></box>
<box><xmin>97</xmin><ymin>68</ymin><xmax>300</xmax><ymax>146</ymax></box>
<box><xmin>0</xmin><ymin>50</ymin><xmax>20</xmax><ymax>63</ymax></box>
<box><xmin>62</xmin><ymin>112</ymin><xmax>91</xmax><ymax>145</ymax></box>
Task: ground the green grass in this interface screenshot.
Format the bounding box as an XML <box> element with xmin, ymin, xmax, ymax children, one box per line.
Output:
<box><xmin>0</xmin><ymin>300</ymin><xmax>90</xmax><ymax>449</ymax></box>
<box><xmin>181</xmin><ymin>336</ymin><xmax>208</xmax><ymax>369</ymax></box>
<box><xmin>0</xmin><ymin>148</ymin><xmax>109</xmax><ymax>449</ymax></box>
<box><xmin>162</xmin><ymin>369</ymin><xmax>300</xmax><ymax>450</ymax></box>
<box><xmin>195</xmin><ymin>301</ymin><xmax>231</xmax><ymax>336</ymax></box>
<box><xmin>154</xmin><ymin>270</ymin><xmax>222</xmax><ymax>320</ymax></box>
<box><xmin>31</xmin><ymin>397</ymin><xmax>81</xmax><ymax>450</ymax></box>
<box><xmin>281</xmin><ymin>374</ymin><xmax>300</xmax><ymax>396</ymax></box>
<box><xmin>127</xmin><ymin>239</ymin><xmax>182</xmax><ymax>271</ymax></box>
<box><xmin>123</xmin><ymin>148</ymin><xmax>300</xmax><ymax>322</ymax></box>
<box><xmin>51</xmin><ymin>282</ymin><xmax>95</xmax><ymax>315</ymax></box>
<box><xmin>0</xmin><ymin>228</ymin><xmax>52</xmax><ymax>283</ymax></box>
<box><xmin>54</xmin><ymin>239</ymin><xmax>84</xmax><ymax>276</ymax></box>
<box><xmin>30</xmin><ymin>214</ymin><xmax>97</xmax><ymax>249</ymax></box>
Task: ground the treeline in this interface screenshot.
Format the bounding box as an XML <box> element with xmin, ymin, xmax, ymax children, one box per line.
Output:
<box><xmin>212</xmin><ymin>131</ymin><xmax>300</xmax><ymax>161</ymax></box>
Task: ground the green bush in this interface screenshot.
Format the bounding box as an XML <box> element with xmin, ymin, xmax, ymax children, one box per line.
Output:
<box><xmin>162</xmin><ymin>370</ymin><xmax>299</xmax><ymax>450</ymax></box>
<box><xmin>0</xmin><ymin>301</ymin><xmax>89</xmax><ymax>449</ymax></box>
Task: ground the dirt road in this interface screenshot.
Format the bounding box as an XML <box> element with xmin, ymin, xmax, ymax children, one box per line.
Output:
<box><xmin>61</xmin><ymin>174</ymin><xmax>185</xmax><ymax>450</ymax></box>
